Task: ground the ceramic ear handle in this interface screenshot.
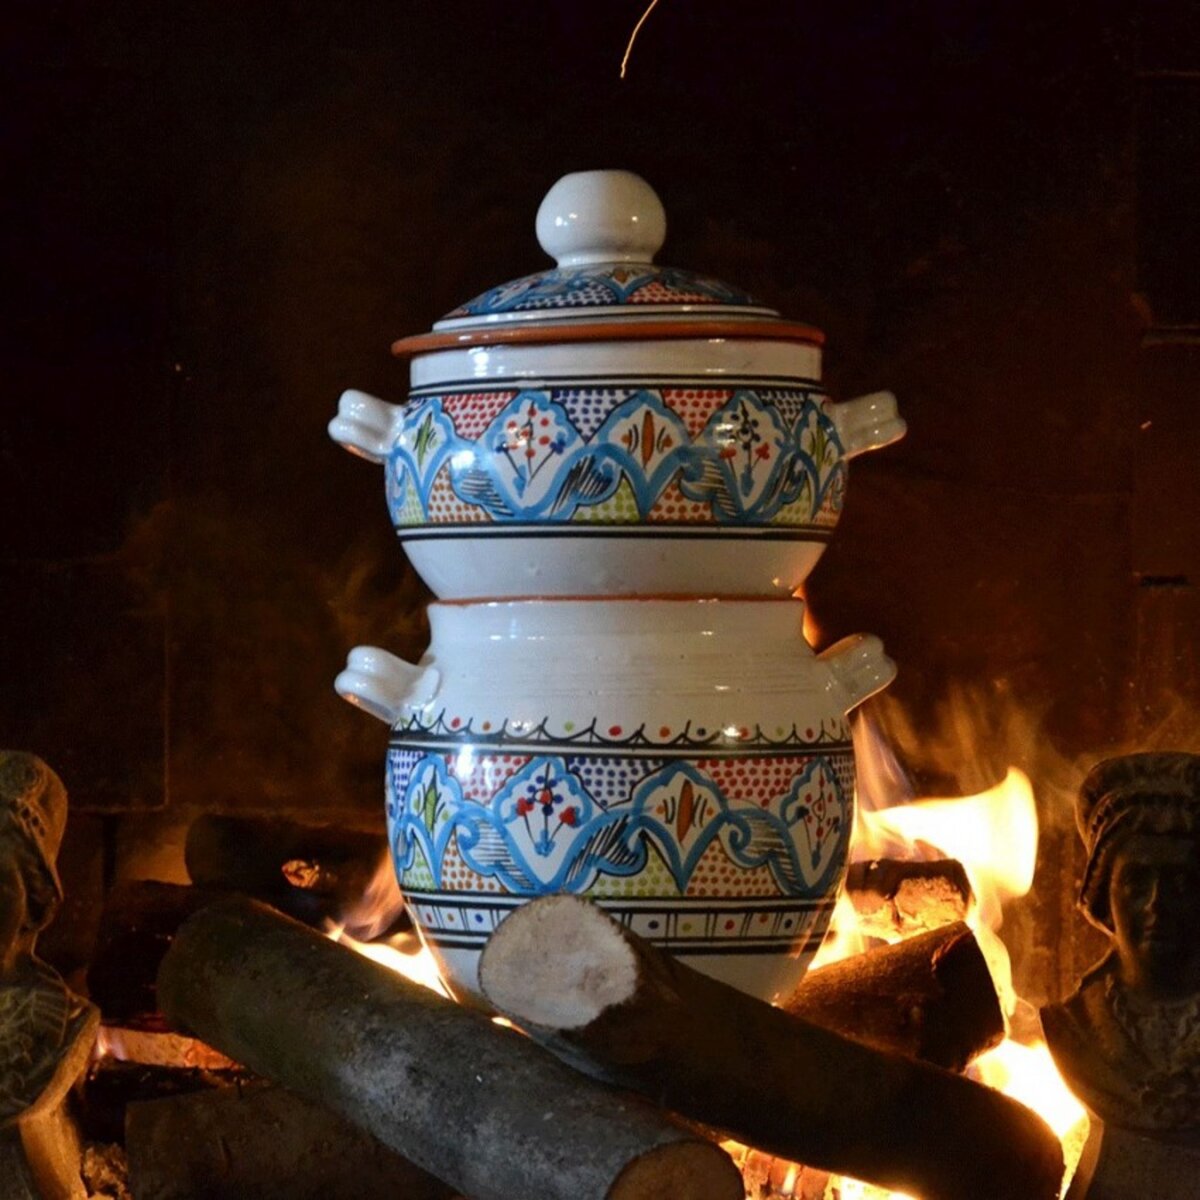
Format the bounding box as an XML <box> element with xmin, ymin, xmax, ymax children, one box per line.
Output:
<box><xmin>818</xmin><ymin>634</ymin><xmax>897</xmax><ymax>713</ymax></box>
<box><xmin>335</xmin><ymin>647</ymin><xmax>442</xmax><ymax>725</ymax></box>
<box><xmin>328</xmin><ymin>390</ymin><xmax>401</xmax><ymax>464</ymax></box>
<box><xmin>827</xmin><ymin>391</ymin><xmax>907</xmax><ymax>459</ymax></box>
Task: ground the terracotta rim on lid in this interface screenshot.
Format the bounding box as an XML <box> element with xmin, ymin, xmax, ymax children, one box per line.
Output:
<box><xmin>391</xmin><ymin>317</ymin><xmax>825</xmax><ymax>360</ymax></box>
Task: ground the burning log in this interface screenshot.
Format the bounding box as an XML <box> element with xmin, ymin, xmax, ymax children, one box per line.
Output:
<box><xmin>89</xmin><ymin>871</ymin><xmax>403</xmax><ymax>1029</ymax></box>
<box><xmin>784</xmin><ymin>921</ymin><xmax>1004</xmax><ymax>1071</ymax></box>
<box><xmin>478</xmin><ymin>896</ymin><xmax>1065</xmax><ymax>1200</ymax></box>
<box><xmin>125</xmin><ymin>1083</ymin><xmax>456</xmax><ymax>1200</ymax></box>
<box><xmin>844</xmin><ymin>857</ymin><xmax>973</xmax><ymax>938</ymax></box>
<box><xmin>156</xmin><ymin>897</ymin><xmax>743</xmax><ymax>1200</ymax></box>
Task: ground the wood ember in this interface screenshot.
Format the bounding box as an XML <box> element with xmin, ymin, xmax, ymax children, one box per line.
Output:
<box><xmin>157</xmin><ymin>897</ymin><xmax>744</xmax><ymax>1200</ymax></box>
<box><xmin>479</xmin><ymin>895</ymin><xmax>1064</xmax><ymax>1200</ymax></box>
<box><xmin>95</xmin><ymin>1025</ymin><xmax>236</xmax><ymax>1070</ymax></box>
<box><xmin>845</xmin><ymin>857</ymin><xmax>973</xmax><ymax>938</ymax></box>
<box><xmin>125</xmin><ymin>1083</ymin><xmax>456</xmax><ymax>1200</ymax></box>
<box><xmin>81</xmin><ymin>1144</ymin><xmax>131</xmax><ymax>1200</ymax></box>
<box><xmin>737</xmin><ymin>1147</ymin><xmax>829</xmax><ymax>1200</ymax></box>
<box><xmin>783</xmin><ymin>921</ymin><xmax>1004</xmax><ymax>1072</ymax></box>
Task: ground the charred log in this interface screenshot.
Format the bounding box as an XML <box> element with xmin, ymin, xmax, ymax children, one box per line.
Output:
<box><xmin>81</xmin><ymin>1059</ymin><xmax>250</xmax><ymax>1145</ymax></box>
<box><xmin>783</xmin><ymin>921</ymin><xmax>1004</xmax><ymax>1071</ymax></box>
<box><xmin>478</xmin><ymin>895</ymin><xmax>1064</xmax><ymax>1200</ymax></box>
<box><xmin>156</xmin><ymin>897</ymin><xmax>743</xmax><ymax>1200</ymax></box>
<box><xmin>125</xmin><ymin>1083</ymin><xmax>455</xmax><ymax>1200</ymax></box>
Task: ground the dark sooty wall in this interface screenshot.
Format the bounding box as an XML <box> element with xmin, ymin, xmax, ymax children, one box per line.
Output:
<box><xmin>2</xmin><ymin>2</ymin><xmax>1197</xmax><ymax>994</ymax></box>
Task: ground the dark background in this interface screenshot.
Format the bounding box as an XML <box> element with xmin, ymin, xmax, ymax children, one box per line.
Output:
<box><xmin>3</xmin><ymin>1</ymin><xmax>1197</xmax><ymax>999</ymax></box>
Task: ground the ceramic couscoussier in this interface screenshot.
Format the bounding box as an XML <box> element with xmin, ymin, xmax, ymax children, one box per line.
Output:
<box><xmin>330</xmin><ymin>170</ymin><xmax>906</xmax><ymax>599</ymax></box>
<box><xmin>335</xmin><ymin>598</ymin><xmax>895</xmax><ymax>1004</ymax></box>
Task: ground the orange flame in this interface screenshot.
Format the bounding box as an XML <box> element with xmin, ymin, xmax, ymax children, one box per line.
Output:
<box><xmin>808</xmin><ymin>713</ymin><xmax>1089</xmax><ymax>1200</ymax></box>
<box><xmin>324</xmin><ymin>850</ymin><xmax>454</xmax><ymax>997</ymax></box>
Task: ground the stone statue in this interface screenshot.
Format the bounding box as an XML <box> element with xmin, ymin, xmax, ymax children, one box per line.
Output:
<box><xmin>1042</xmin><ymin>752</ymin><xmax>1200</xmax><ymax>1198</ymax></box>
<box><xmin>0</xmin><ymin>753</ymin><xmax>98</xmax><ymax>1200</ymax></box>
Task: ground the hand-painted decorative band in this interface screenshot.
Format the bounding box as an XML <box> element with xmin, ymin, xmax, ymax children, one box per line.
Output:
<box><xmin>386</xmin><ymin>384</ymin><xmax>845</xmax><ymax>530</ymax></box>
<box><xmin>387</xmin><ymin>749</ymin><xmax>853</xmax><ymax>904</ymax></box>
<box><xmin>389</xmin><ymin>709</ymin><xmax>853</xmax><ymax>753</ymax></box>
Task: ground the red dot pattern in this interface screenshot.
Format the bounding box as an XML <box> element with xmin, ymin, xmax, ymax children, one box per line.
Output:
<box><xmin>441</xmin><ymin>391</ymin><xmax>520</xmax><ymax>441</ymax></box>
<box><xmin>646</xmin><ymin>488</ymin><xmax>713</xmax><ymax>523</ymax></box>
<box><xmin>660</xmin><ymin>388</ymin><xmax>735</xmax><ymax>438</ymax></box>
<box><xmin>695</xmin><ymin>755</ymin><xmax>815</xmax><ymax>807</ymax></box>
<box><xmin>452</xmin><ymin>753</ymin><xmax>531</xmax><ymax>800</ymax></box>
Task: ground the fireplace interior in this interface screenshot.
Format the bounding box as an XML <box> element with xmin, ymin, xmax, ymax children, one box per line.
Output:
<box><xmin>2</xmin><ymin>2</ymin><xmax>1198</xmax><ymax>1197</ymax></box>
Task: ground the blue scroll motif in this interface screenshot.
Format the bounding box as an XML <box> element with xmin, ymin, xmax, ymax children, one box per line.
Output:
<box><xmin>387</xmin><ymin>751</ymin><xmax>850</xmax><ymax>900</ymax></box>
<box><xmin>677</xmin><ymin>390</ymin><xmax>846</xmax><ymax>522</ymax></box>
<box><xmin>386</xmin><ymin>400</ymin><xmax>458</xmax><ymax>526</ymax></box>
<box><xmin>392</xmin><ymin>386</ymin><xmax>845</xmax><ymax>527</ymax></box>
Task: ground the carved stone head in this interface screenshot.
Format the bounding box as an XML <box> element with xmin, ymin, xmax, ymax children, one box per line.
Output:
<box><xmin>0</xmin><ymin>754</ymin><xmax>67</xmax><ymax>968</ymax></box>
<box><xmin>1077</xmin><ymin>753</ymin><xmax>1200</xmax><ymax>999</ymax></box>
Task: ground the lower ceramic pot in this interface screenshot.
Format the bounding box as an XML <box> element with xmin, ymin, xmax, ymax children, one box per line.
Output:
<box><xmin>336</xmin><ymin>598</ymin><xmax>895</xmax><ymax>1005</ymax></box>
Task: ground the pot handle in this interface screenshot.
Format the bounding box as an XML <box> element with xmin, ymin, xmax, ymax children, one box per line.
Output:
<box><xmin>328</xmin><ymin>390</ymin><xmax>401</xmax><ymax>464</ymax></box>
<box><xmin>826</xmin><ymin>391</ymin><xmax>907</xmax><ymax>459</ymax></box>
<box><xmin>818</xmin><ymin>633</ymin><xmax>897</xmax><ymax>713</ymax></box>
<box><xmin>335</xmin><ymin>646</ymin><xmax>442</xmax><ymax>725</ymax></box>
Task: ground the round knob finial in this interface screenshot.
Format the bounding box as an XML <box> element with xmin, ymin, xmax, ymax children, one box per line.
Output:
<box><xmin>536</xmin><ymin>170</ymin><xmax>667</xmax><ymax>268</ymax></box>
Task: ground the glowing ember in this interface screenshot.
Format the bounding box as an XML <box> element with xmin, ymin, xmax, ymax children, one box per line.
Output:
<box><xmin>93</xmin><ymin>1024</ymin><xmax>237</xmax><ymax>1069</ymax></box>
<box><xmin>838</xmin><ymin>1184</ymin><xmax>915</xmax><ymax>1200</ymax></box>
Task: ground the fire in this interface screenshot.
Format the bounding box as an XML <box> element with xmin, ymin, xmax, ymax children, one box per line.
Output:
<box><xmin>328</xmin><ymin>922</ymin><xmax>452</xmax><ymax>998</ymax></box>
<box><xmin>973</xmin><ymin>1039</ymin><xmax>1089</xmax><ymax>1143</ymax></box>
<box><xmin>804</xmin><ymin>714</ymin><xmax>1090</xmax><ymax>1200</ymax></box>
<box><xmin>325</xmin><ymin>852</ymin><xmax>452</xmax><ymax>997</ymax></box>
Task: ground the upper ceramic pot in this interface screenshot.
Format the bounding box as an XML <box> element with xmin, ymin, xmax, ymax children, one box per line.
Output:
<box><xmin>330</xmin><ymin>170</ymin><xmax>906</xmax><ymax>599</ymax></box>
<box><xmin>334</xmin><ymin>597</ymin><xmax>896</xmax><ymax>1005</ymax></box>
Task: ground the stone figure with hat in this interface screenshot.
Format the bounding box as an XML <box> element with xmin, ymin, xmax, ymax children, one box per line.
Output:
<box><xmin>1042</xmin><ymin>751</ymin><xmax>1200</xmax><ymax>1199</ymax></box>
<box><xmin>0</xmin><ymin>752</ymin><xmax>98</xmax><ymax>1199</ymax></box>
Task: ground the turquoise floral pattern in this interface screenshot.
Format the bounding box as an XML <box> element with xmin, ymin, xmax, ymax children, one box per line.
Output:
<box><xmin>387</xmin><ymin>384</ymin><xmax>845</xmax><ymax>529</ymax></box>
<box><xmin>387</xmin><ymin>749</ymin><xmax>851</xmax><ymax>900</ymax></box>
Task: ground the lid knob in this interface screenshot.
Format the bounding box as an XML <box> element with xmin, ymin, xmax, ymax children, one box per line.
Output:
<box><xmin>536</xmin><ymin>170</ymin><xmax>667</xmax><ymax>268</ymax></box>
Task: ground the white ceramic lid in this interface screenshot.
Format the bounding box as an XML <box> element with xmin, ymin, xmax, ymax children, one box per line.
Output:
<box><xmin>390</xmin><ymin>170</ymin><xmax>823</xmax><ymax>358</ymax></box>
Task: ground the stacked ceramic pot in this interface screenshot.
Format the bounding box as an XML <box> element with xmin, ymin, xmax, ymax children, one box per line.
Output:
<box><xmin>330</xmin><ymin>171</ymin><xmax>906</xmax><ymax>1006</ymax></box>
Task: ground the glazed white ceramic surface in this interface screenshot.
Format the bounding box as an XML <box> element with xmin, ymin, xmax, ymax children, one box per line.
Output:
<box><xmin>329</xmin><ymin>170</ymin><xmax>905</xmax><ymax>600</ymax></box>
<box><xmin>335</xmin><ymin>598</ymin><xmax>896</xmax><ymax>1005</ymax></box>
